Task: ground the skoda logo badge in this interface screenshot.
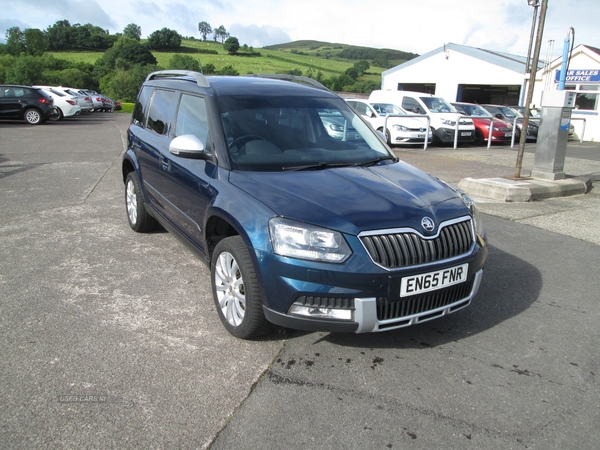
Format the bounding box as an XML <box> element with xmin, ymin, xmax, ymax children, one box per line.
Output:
<box><xmin>421</xmin><ymin>217</ymin><xmax>435</xmax><ymax>232</ymax></box>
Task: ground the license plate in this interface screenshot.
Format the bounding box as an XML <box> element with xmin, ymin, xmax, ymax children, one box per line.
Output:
<box><xmin>400</xmin><ymin>263</ymin><xmax>468</xmax><ymax>297</ymax></box>
<box><xmin>461</xmin><ymin>131</ymin><xmax>472</xmax><ymax>136</ymax></box>
<box><xmin>505</xmin><ymin>132</ymin><xmax>512</xmax><ymax>137</ymax></box>
<box><xmin>417</xmin><ymin>133</ymin><xmax>425</xmax><ymax>138</ymax></box>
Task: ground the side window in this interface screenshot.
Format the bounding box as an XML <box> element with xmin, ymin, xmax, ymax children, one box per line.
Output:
<box><xmin>147</xmin><ymin>89</ymin><xmax>174</xmax><ymax>135</ymax></box>
<box><xmin>175</xmin><ymin>94</ymin><xmax>209</xmax><ymax>144</ymax></box>
<box><xmin>353</xmin><ymin>102</ymin><xmax>368</xmax><ymax>115</ymax></box>
<box><xmin>132</xmin><ymin>86</ymin><xmax>152</xmax><ymax>126</ymax></box>
<box><xmin>402</xmin><ymin>97</ymin><xmax>423</xmax><ymax>114</ymax></box>
<box><xmin>1</xmin><ymin>87</ymin><xmax>15</xmax><ymax>98</ymax></box>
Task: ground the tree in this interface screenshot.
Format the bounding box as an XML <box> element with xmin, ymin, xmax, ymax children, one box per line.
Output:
<box><xmin>5</xmin><ymin>27</ymin><xmax>26</xmax><ymax>56</ymax></box>
<box><xmin>5</xmin><ymin>55</ymin><xmax>45</xmax><ymax>84</ymax></box>
<box><xmin>223</xmin><ymin>37</ymin><xmax>240</xmax><ymax>55</ymax></box>
<box><xmin>94</xmin><ymin>37</ymin><xmax>157</xmax><ymax>79</ymax></box>
<box><xmin>24</xmin><ymin>29</ymin><xmax>48</xmax><ymax>56</ymax></box>
<box><xmin>100</xmin><ymin>64</ymin><xmax>158</xmax><ymax>102</ymax></box>
<box><xmin>168</xmin><ymin>54</ymin><xmax>201</xmax><ymax>71</ymax></box>
<box><xmin>218</xmin><ymin>64</ymin><xmax>238</xmax><ymax>76</ymax></box>
<box><xmin>213</xmin><ymin>25</ymin><xmax>229</xmax><ymax>43</ymax></box>
<box><xmin>203</xmin><ymin>62</ymin><xmax>216</xmax><ymax>75</ymax></box>
<box><xmin>198</xmin><ymin>21</ymin><xmax>212</xmax><ymax>41</ymax></box>
<box><xmin>123</xmin><ymin>23</ymin><xmax>142</xmax><ymax>41</ymax></box>
<box><xmin>147</xmin><ymin>28</ymin><xmax>182</xmax><ymax>49</ymax></box>
<box><xmin>45</xmin><ymin>20</ymin><xmax>72</xmax><ymax>50</ymax></box>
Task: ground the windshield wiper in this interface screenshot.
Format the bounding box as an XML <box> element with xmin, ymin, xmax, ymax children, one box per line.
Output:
<box><xmin>282</xmin><ymin>161</ymin><xmax>358</xmax><ymax>171</ymax></box>
<box><xmin>357</xmin><ymin>155</ymin><xmax>397</xmax><ymax>167</ymax></box>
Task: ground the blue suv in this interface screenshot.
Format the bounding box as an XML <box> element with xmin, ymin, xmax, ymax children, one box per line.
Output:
<box><xmin>122</xmin><ymin>71</ymin><xmax>488</xmax><ymax>339</ymax></box>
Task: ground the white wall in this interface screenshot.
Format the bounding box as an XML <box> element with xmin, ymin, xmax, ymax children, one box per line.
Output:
<box><xmin>382</xmin><ymin>48</ymin><xmax>524</xmax><ymax>102</ymax></box>
<box><xmin>532</xmin><ymin>47</ymin><xmax>600</xmax><ymax>142</ymax></box>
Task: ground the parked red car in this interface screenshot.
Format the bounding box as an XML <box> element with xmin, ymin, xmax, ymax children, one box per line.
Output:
<box><xmin>452</xmin><ymin>102</ymin><xmax>514</xmax><ymax>144</ymax></box>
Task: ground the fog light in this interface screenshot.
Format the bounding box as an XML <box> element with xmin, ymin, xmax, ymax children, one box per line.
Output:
<box><xmin>288</xmin><ymin>305</ymin><xmax>353</xmax><ymax>321</ymax></box>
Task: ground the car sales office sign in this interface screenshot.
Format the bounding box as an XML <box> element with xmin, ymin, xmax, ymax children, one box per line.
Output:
<box><xmin>555</xmin><ymin>69</ymin><xmax>600</xmax><ymax>83</ymax></box>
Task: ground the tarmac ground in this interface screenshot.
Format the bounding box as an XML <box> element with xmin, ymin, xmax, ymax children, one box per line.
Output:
<box><xmin>0</xmin><ymin>114</ymin><xmax>598</xmax><ymax>449</ymax></box>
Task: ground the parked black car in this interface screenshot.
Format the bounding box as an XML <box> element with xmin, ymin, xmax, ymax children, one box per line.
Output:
<box><xmin>0</xmin><ymin>85</ymin><xmax>56</xmax><ymax>124</ymax></box>
<box><xmin>122</xmin><ymin>71</ymin><xmax>488</xmax><ymax>339</ymax></box>
<box><xmin>482</xmin><ymin>104</ymin><xmax>538</xmax><ymax>141</ymax></box>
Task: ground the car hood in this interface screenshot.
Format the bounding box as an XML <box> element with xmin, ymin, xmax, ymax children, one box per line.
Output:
<box><xmin>229</xmin><ymin>161</ymin><xmax>468</xmax><ymax>235</ymax></box>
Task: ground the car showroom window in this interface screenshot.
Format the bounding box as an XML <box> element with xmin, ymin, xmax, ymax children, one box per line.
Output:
<box><xmin>175</xmin><ymin>94</ymin><xmax>209</xmax><ymax>143</ymax></box>
<box><xmin>132</xmin><ymin>86</ymin><xmax>152</xmax><ymax>126</ymax></box>
<box><xmin>566</xmin><ymin>84</ymin><xmax>599</xmax><ymax>110</ymax></box>
<box><xmin>146</xmin><ymin>89</ymin><xmax>174</xmax><ymax>135</ymax></box>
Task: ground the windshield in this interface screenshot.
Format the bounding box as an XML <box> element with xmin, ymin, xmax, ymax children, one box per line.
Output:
<box><xmin>497</xmin><ymin>106</ymin><xmax>519</xmax><ymax>119</ymax></box>
<box><xmin>371</xmin><ymin>103</ymin><xmax>405</xmax><ymax>116</ymax></box>
<box><xmin>455</xmin><ymin>103</ymin><xmax>492</xmax><ymax>117</ymax></box>
<box><xmin>420</xmin><ymin>97</ymin><xmax>455</xmax><ymax>113</ymax></box>
<box><xmin>218</xmin><ymin>96</ymin><xmax>393</xmax><ymax>171</ymax></box>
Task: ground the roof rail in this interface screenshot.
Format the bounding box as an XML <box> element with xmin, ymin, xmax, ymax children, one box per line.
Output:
<box><xmin>244</xmin><ymin>73</ymin><xmax>330</xmax><ymax>91</ymax></box>
<box><xmin>145</xmin><ymin>70</ymin><xmax>210</xmax><ymax>88</ymax></box>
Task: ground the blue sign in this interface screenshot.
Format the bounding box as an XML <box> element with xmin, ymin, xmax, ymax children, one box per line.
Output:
<box><xmin>555</xmin><ymin>69</ymin><xmax>600</xmax><ymax>83</ymax></box>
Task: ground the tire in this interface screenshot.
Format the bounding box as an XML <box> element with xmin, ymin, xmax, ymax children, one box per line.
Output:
<box><xmin>49</xmin><ymin>108</ymin><xmax>63</xmax><ymax>121</ymax></box>
<box><xmin>24</xmin><ymin>108</ymin><xmax>42</xmax><ymax>125</ymax></box>
<box><xmin>125</xmin><ymin>171</ymin><xmax>158</xmax><ymax>232</ymax></box>
<box><xmin>475</xmin><ymin>129</ymin><xmax>485</xmax><ymax>145</ymax></box>
<box><xmin>211</xmin><ymin>236</ymin><xmax>271</xmax><ymax>339</ymax></box>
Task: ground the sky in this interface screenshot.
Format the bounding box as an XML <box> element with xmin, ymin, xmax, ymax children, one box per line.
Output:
<box><xmin>2</xmin><ymin>0</ymin><xmax>600</xmax><ymax>59</ymax></box>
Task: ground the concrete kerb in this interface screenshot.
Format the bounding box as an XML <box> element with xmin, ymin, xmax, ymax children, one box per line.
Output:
<box><xmin>457</xmin><ymin>176</ymin><xmax>590</xmax><ymax>202</ymax></box>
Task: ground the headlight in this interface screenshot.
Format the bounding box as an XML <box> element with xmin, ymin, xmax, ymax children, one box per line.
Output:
<box><xmin>328</xmin><ymin>123</ymin><xmax>344</xmax><ymax>132</ymax></box>
<box><xmin>269</xmin><ymin>217</ymin><xmax>352</xmax><ymax>262</ymax></box>
<box><xmin>459</xmin><ymin>190</ymin><xmax>485</xmax><ymax>238</ymax></box>
<box><xmin>438</xmin><ymin>180</ymin><xmax>485</xmax><ymax>238</ymax></box>
<box><xmin>392</xmin><ymin>124</ymin><xmax>409</xmax><ymax>132</ymax></box>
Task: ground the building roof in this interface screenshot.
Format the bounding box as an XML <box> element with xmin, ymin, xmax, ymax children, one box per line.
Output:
<box><xmin>382</xmin><ymin>42</ymin><xmax>543</xmax><ymax>78</ymax></box>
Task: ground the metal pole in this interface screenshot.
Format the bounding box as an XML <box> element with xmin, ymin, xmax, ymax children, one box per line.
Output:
<box><xmin>515</xmin><ymin>0</ymin><xmax>548</xmax><ymax>179</ymax></box>
<box><xmin>521</xmin><ymin>2</ymin><xmax>539</xmax><ymax>106</ymax></box>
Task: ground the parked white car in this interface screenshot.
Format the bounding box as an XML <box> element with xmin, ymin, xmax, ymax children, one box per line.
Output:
<box><xmin>33</xmin><ymin>86</ymin><xmax>81</xmax><ymax>120</ymax></box>
<box><xmin>61</xmin><ymin>88</ymin><xmax>94</xmax><ymax>113</ymax></box>
<box><xmin>369</xmin><ymin>90</ymin><xmax>476</xmax><ymax>145</ymax></box>
<box><xmin>345</xmin><ymin>99</ymin><xmax>432</xmax><ymax>145</ymax></box>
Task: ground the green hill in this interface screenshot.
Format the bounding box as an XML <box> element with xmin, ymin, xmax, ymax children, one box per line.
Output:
<box><xmin>48</xmin><ymin>38</ymin><xmax>418</xmax><ymax>91</ymax></box>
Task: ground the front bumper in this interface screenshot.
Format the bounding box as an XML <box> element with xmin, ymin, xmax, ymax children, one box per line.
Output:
<box><xmin>435</xmin><ymin>127</ymin><xmax>476</xmax><ymax>143</ymax></box>
<box><xmin>263</xmin><ymin>269</ymin><xmax>484</xmax><ymax>333</ymax></box>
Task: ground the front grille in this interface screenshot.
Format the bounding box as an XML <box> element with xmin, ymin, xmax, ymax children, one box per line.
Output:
<box><xmin>360</xmin><ymin>219</ymin><xmax>473</xmax><ymax>269</ymax></box>
<box><xmin>377</xmin><ymin>277</ymin><xmax>474</xmax><ymax>321</ymax></box>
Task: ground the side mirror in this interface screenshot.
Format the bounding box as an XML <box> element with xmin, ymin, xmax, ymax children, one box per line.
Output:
<box><xmin>169</xmin><ymin>134</ymin><xmax>209</xmax><ymax>159</ymax></box>
<box><xmin>495</xmin><ymin>114</ymin><xmax>503</xmax><ymax>119</ymax></box>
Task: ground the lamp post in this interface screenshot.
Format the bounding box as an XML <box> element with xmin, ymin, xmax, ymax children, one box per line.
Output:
<box><xmin>515</xmin><ymin>0</ymin><xmax>548</xmax><ymax>179</ymax></box>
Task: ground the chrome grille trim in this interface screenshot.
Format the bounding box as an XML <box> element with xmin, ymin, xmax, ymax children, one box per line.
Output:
<box><xmin>359</xmin><ymin>216</ymin><xmax>474</xmax><ymax>270</ymax></box>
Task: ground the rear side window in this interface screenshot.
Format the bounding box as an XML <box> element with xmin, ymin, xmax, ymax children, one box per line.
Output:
<box><xmin>175</xmin><ymin>94</ymin><xmax>209</xmax><ymax>144</ymax></box>
<box><xmin>146</xmin><ymin>89</ymin><xmax>174</xmax><ymax>135</ymax></box>
<box><xmin>132</xmin><ymin>86</ymin><xmax>152</xmax><ymax>126</ymax></box>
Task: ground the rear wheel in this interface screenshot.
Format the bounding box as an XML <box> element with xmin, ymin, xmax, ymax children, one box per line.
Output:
<box><xmin>125</xmin><ymin>171</ymin><xmax>158</xmax><ymax>232</ymax></box>
<box><xmin>211</xmin><ymin>236</ymin><xmax>271</xmax><ymax>339</ymax></box>
<box><xmin>24</xmin><ymin>108</ymin><xmax>42</xmax><ymax>125</ymax></box>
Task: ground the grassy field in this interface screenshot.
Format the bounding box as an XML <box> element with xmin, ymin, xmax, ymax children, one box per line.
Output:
<box><xmin>48</xmin><ymin>39</ymin><xmax>387</xmax><ymax>84</ymax></box>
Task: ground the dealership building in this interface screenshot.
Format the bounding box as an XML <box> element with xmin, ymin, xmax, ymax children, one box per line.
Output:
<box><xmin>381</xmin><ymin>43</ymin><xmax>600</xmax><ymax>141</ymax></box>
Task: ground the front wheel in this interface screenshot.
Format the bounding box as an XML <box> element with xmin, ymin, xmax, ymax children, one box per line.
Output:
<box><xmin>49</xmin><ymin>108</ymin><xmax>62</xmax><ymax>121</ymax></box>
<box><xmin>125</xmin><ymin>171</ymin><xmax>158</xmax><ymax>232</ymax></box>
<box><xmin>211</xmin><ymin>236</ymin><xmax>271</xmax><ymax>339</ymax></box>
